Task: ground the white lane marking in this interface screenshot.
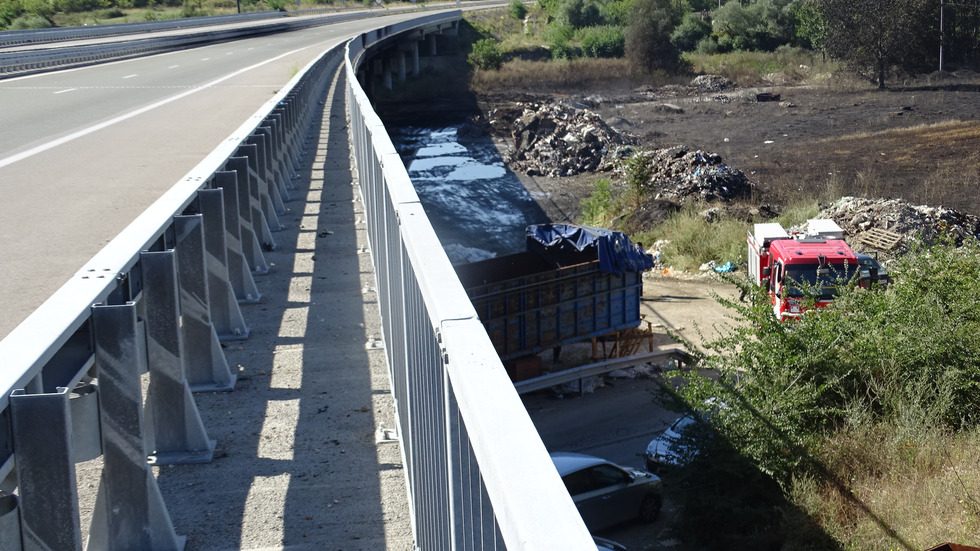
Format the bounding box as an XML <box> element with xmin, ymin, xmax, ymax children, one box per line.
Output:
<box><xmin>54</xmin><ymin>88</ymin><xmax>76</xmax><ymax>94</ymax></box>
<box><xmin>122</xmin><ymin>74</ymin><xmax>138</xmax><ymax>79</ymax></box>
<box><xmin>0</xmin><ymin>46</ymin><xmax>310</xmax><ymax>170</ymax></box>
<box><xmin>201</xmin><ymin>57</ymin><xmax>210</xmax><ymax>61</ymax></box>
<box><xmin>168</xmin><ymin>65</ymin><xmax>180</xmax><ymax>69</ymax></box>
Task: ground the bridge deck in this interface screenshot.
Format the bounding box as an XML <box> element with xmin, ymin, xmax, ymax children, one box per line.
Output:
<box><xmin>75</xmin><ymin>62</ymin><xmax>413</xmax><ymax>551</ymax></box>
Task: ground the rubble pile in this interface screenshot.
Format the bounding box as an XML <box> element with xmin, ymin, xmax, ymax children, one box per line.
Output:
<box><xmin>690</xmin><ymin>74</ymin><xmax>735</xmax><ymax>92</ymax></box>
<box><xmin>642</xmin><ymin>146</ymin><xmax>755</xmax><ymax>202</ymax></box>
<box><xmin>817</xmin><ymin>196</ymin><xmax>980</xmax><ymax>251</ymax></box>
<box><xmin>488</xmin><ymin>102</ymin><xmax>637</xmax><ymax>177</ymax></box>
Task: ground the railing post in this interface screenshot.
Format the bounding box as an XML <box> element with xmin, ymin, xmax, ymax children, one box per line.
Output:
<box><xmin>225</xmin><ymin>156</ymin><xmax>271</xmax><ymax>274</ymax></box>
<box><xmin>211</xmin><ymin>171</ymin><xmax>262</xmax><ymax>301</ymax></box>
<box><xmin>88</xmin><ymin>302</ymin><xmax>185</xmax><ymax>550</ymax></box>
<box><xmin>173</xmin><ymin>214</ymin><xmax>237</xmax><ymax>391</ymax></box>
<box><xmin>10</xmin><ymin>386</ymin><xmax>82</xmax><ymax>551</ymax></box>
<box><xmin>197</xmin><ymin>188</ymin><xmax>251</xmax><ymax>337</ymax></box>
<box><xmin>0</xmin><ymin>492</ymin><xmax>21</xmax><ymax>551</ymax></box>
<box><xmin>139</xmin><ymin>250</ymin><xmax>216</xmax><ymax>465</ymax></box>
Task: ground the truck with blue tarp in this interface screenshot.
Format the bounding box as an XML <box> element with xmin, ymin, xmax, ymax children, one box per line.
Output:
<box><xmin>454</xmin><ymin>224</ymin><xmax>655</xmax><ymax>374</ymax></box>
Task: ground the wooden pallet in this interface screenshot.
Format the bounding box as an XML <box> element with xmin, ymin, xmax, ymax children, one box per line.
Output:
<box><xmin>592</xmin><ymin>319</ymin><xmax>654</xmax><ymax>360</ymax></box>
<box><xmin>856</xmin><ymin>227</ymin><xmax>903</xmax><ymax>250</ymax></box>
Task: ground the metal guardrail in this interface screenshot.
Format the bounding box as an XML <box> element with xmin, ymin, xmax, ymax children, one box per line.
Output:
<box><xmin>0</xmin><ymin>11</ymin><xmax>285</xmax><ymax>48</ymax></box>
<box><xmin>513</xmin><ymin>348</ymin><xmax>694</xmax><ymax>395</ymax></box>
<box><xmin>345</xmin><ymin>14</ymin><xmax>596</xmax><ymax>550</ymax></box>
<box><xmin>0</xmin><ymin>9</ymin><xmax>372</xmax><ymax>77</ymax></box>
<box><xmin>0</xmin><ymin>21</ymin><xmax>337</xmax><ymax>549</ymax></box>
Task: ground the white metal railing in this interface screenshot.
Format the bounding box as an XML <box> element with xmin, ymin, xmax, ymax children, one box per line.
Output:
<box><xmin>345</xmin><ymin>14</ymin><xmax>595</xmax><ymax>549</ymax></box>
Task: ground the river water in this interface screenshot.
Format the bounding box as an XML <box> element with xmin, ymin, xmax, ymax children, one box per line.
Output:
<box><xmin>389</xmin><ymin>125</ymin><xmax>550</xmax><ymax>264</ymax></box>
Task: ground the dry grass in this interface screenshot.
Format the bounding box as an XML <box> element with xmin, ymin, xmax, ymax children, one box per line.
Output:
<box><xmin>791</xmin><ymin>425</ymin><xmax>980</xmax><ymax>549</ymax></box>
<box><xmin>684</xmin><ymin>47</ymin><xmax>839</xmax><ymax>87</ymax></box>
<box><xmin>471</xmin><ymin>57</ymin><xmax>634</xmax><ymax>94</ymax></box>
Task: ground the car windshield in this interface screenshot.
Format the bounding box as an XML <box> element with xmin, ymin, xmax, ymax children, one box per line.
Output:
<box><xmin>784</xmin><ymin>262</ymin><xmax>856</xmax><ymax>298</ymax></box>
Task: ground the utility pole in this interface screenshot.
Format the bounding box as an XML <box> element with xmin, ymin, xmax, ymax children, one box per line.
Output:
<box><xmin>939</xmin><ymin>0</ymin><xmax>944</xmax><ymax>72</ymax></box>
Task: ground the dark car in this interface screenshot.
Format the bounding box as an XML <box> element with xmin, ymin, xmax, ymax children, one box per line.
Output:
<box><xmin>551</xmin><ymin>452</ymin><xmax>663</xmax><ymax>532</ymax></box>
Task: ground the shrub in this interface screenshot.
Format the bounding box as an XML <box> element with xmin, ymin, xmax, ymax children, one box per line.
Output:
<box><xmin>580</xmin><ymin>179</ymin><xmax>614</xmax><ymax>225</ymax></box>
<box><xmin>9</xmin><ymin>13</ymin><xmax>52</xmax><ymax>28</ymax></box>
<box><xmin>671</xmin><ymin>12</ymin><xmax>711</xmax><ymax>52</ymax></box>
<box><xmin>549</xmin><ymin>38</ymin><xmax>574</xmax><ymax>59</ymax></box>
<box><xmin>670</xmin><ymin>235</ymin><xmax>980</xmax><ymax>486</ymax></box>
<box><xmin>468</xmin><ymin>38</ymin><xmax>503</xmax><ymax>70</ymax></box>
<box><xmin>509</xmin><ymin>0</ymin><xmax>526</xmax><ymax>20</ymax></box>
<box><xmin>579</xmin><ymin>25</ymin><xmax>624</xmax><ymax>58</ymax></box>
<box><xmin>695</xmin><ymin>35</ymin><xmax>720</xmax><ymax>55</ymax></box>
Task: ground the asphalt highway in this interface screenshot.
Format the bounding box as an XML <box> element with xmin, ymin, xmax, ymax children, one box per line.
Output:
<box><xmin>0</xmin><ymin>11</ymin><xmax>451</xmax><ymax>339</ymax></box>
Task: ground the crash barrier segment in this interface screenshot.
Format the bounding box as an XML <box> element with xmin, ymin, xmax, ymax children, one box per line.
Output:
<box><xmin>0</xmin><ymin>6</ymin><xmax>394</xmax><ymax>49</ymax></box>
<box><xmin>0</xmin><ymin>32</ymin><xmax>339</xmax><ymax>550</ymax></box>
<box><xmin>0</xmin><ymin>10</ymin><xmax>371</xmax><ymax>77</ymax></box>
<box><xmin>346</xmin><ymin>18</ymin><xmax>597</xmax><ymax>550</ymax></box>
<box><xmin>512</xmin><ymin>348</ymin><xmax>695</xmax><ymax>395</ymax></box>
<box><xmin>0</xmin><ymin>11</ymin><xmax>286</xmax><ymax>48</ymax></box>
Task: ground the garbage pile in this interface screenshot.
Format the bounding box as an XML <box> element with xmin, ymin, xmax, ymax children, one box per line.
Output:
<box><xmin>487</xmin><ymin>101</ymin><xmax>637</xmax><ymax>177</ymax></box>
<box><xmin>640</xmin><ymin>146</ymin><xmax>755</xmax><ymax>202</ymax></box>
<box><xmin>690</xmin><ymin>74</ymin><xmax>735</xmax><ymax>92</ymax></box>
<box><xmin>816</xmin><ymin>196</ymin><xmax>980</xmax><ymax>251</ymax></box>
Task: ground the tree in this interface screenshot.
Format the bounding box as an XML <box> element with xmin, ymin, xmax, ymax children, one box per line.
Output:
<box><xmin>671</xmin><ymin>11</ymin><xmax>712</xmax><ymax>52</ymax></box>
<box><xmin>816</xmin><ymin>0</ymin><xmax>936</xmax><ymax>88</ymax></box>
<box><xmin>712</xmin><ymin>0</ymin><xmax>801</xmax><ymax>51</ymax></box>
<box><xmin>625</xmin><ymin>0</ymin><xmax>683</xmax><ymax>71</ymax></box>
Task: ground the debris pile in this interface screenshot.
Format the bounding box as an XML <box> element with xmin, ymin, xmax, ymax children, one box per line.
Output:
<box><xmin>487</xmin><ymin>102</ymin><xmax>637</xmax><ymax>177</ymax></box>
<box><xmin>816</xmin><ymin>196</ymin><xmax>980</xmax><ymax>252</ymax></box>
<box><xmin>641</xmin><ymin>146</ymin><xmax>755</xmax><ymax>202</ymax></box>
<box><xmin>690</xmin><ymin>74</ymin><xmax>735</xmax><ymax>92</ymax></box>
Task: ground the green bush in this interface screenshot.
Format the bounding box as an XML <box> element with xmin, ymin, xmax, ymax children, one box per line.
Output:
<box><xmin>671</xmin><ymin>12</ymin><xmax>711</xmax><ymax>52</ymax></box>
<box><xmin>670</xmin><ymin>236</ymin><xmax>980</xmax><ymax>486</ymax></box>
<box><xmin>509</xmin><ymin>0</ymin><xmax>526</xmax><ymax>20</ymax></box>
<box><xmin>579</xmin><ymin>25</ymin><xmax>625</xmax><ymax>58</ymax></box>
<box><xmin>9</xmin><ymin>13</ymin><xmax>52</xmax><ymax>28</ymax></box>
<box><xmin>580</xmin><ymin>179</ymin><xmax>614</xmax><ymax>225</ymax></box>
<box><xmin>468</xmin><ymin>38</ymin><xmax>503</xmax><ymax>70</ymax></box>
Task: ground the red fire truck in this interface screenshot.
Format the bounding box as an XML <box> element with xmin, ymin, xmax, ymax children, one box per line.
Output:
<box><xmin>747</xmin><ymin>219</ymin><xmax>884</xmax><ymax>320</ymax></box>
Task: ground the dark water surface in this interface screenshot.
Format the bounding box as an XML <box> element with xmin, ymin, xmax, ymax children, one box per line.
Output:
<box><xmin>389</xmin><ymin>125</ymin><xmax>550</xmax><ymax>264</ymax></box>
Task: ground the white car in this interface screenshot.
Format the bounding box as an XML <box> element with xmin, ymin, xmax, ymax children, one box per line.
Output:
<box><xmin>644</xmin><ymin>414</ymin><xmax>698</xmax><ymax>473</ymax></box>
<box><xmin>551</xmin><ymin>452</ymin><xmax>663</xmax><ymax>532</ymax></box>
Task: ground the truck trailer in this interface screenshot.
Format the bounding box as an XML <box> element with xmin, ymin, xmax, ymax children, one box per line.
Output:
<box><xmin>455</xmin><ymin>224</ymin><xmax>655</xmax><ymax>376</ymax></box>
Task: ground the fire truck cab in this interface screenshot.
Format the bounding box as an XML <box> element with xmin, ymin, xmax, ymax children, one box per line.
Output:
<box><xmin>748</xmin><ymin>220</ymin><xmax>861</xmax><ymax>320</ymax></box>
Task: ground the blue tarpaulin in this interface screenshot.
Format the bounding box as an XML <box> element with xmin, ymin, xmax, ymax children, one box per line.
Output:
<box><xmin>526</xmin><ymin>224</ymin><xmax>655</xmax><ymax>275</ymax></box>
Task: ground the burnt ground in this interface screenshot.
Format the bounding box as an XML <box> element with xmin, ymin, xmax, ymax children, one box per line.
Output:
<box><xmin>476</xmin><ymin>71</ymin><xmax>980</xmax><ymax>225</ymax></box>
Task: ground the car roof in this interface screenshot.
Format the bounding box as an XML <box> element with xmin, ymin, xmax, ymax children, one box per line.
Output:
<box><xmin>550</xmin><ymin>452</ymin><xmax>609</xmax><ymax>476</ymax></box>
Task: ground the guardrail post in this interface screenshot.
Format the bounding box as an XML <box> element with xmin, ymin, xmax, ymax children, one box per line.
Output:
<box><xmin>0</xmin><ymin>492</ymin><xmax>21</xmax><ymax>551</ymax></box>
<box><xmin>211</xmin><ymin>172</ymin><xmax>262</xmax><ymax>301</ymax></box>
<box><xmin>264</xmin><ymin>117</ymin><xmax>294</xmax><ymax>198</ymax></box>
<box><xmin>268</xmin><ymin>110</ymin><xmax>299</xmax><ymax>188</ymax></box>
<box><xmin>197</xmin><ymin>188</ymin><xmax>251</xmax><ymax>336</ymax></box>
<box><xmin>225</xmin><ymin>157</ymin><xmax>271</xmax><ymax>274</ymax></box>
<box><xmin>139</xmin><ymin>250</ymin><xmax>216</xmax><ymax>465</ymax></box>
<box><xmin>9</xmin><ymin>386</ymin><xmax>82</xmax><ymax>551</ymax></box>
<box><xmin>88</xmin><ymin>302</ymin><xmax>185</xmax><ymax>551</ymax></box>
<box><xmin>249</xmin><ymin>128</ymin><xmax>288</xmax><ymax>216</ymax></box>
<box><xmin>173</xmin><ymin>214</ymin><xmax>237</xmax><ymax>391</ymax></box>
